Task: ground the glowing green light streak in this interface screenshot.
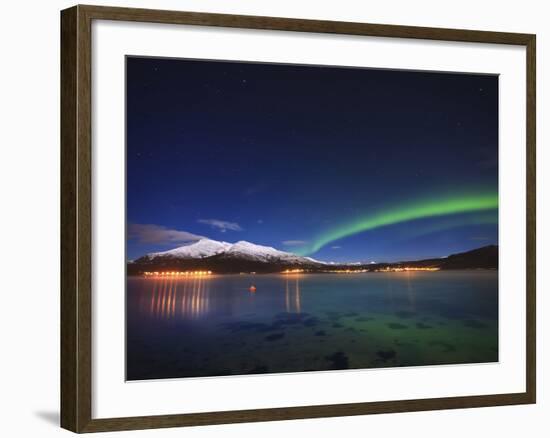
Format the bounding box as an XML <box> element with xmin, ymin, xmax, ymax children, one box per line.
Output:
<box><xmin>297</xmin><ymin>193</ymin><xmax>498</xmax><ymax>256</ymax></box>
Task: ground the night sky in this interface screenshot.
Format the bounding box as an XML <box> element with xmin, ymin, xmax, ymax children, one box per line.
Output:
<box><xmin>126</xmin><ymin>56</ymin><xmax>498</xmax><ymax>263</ymax></box>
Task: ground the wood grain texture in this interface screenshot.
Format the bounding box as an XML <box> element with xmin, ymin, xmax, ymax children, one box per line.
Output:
<box><xmin>60</xmin><ymin>4</ymin><xmax>536</xmax><ymax>433</ymax></box>
<box><xmin>525</xmin><ymin>35</ymin><xmax>536</xmax><ymax>403</ymax></box>
<box><xmin>78</xmin><ymin>4</ymin><xmax>534</xmax><ymax>44</ymax></box>
<box><xmin>80</xmin><ymin>393</ymin><xmax>533</xmax><ymax>433</ymax></box>
<box><xmin>60</xmin><ymin>5</ymin><xmax>78</xmax><ymax>432</ymax></box>
<box><xmin>61</xmin><ymin>5</ymin><xmax>93</xmax><ymax>432</ymax></box>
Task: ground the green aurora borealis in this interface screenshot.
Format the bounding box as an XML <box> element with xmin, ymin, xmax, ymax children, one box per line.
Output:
<box><xmin>297</xmin><ymin>193</ymin><xmax>498</xmax><ymax>256</ymax></box>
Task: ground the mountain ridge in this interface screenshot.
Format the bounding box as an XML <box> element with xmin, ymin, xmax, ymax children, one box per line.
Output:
<box><xmin>140</xmin><ymin>238</ymin><xmax>326</xmax><ymax>264</ymax></box>
<box><xmin>128</xmin><ymin>239</ymin><xmax>498</xmax><ymax>275</ymax></box>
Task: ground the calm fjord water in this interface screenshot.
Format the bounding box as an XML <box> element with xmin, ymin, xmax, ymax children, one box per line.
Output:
<box><xmin>126</xmin><ymin>271</ymin><xmax>498</xmax><ymax>380</ymax></box>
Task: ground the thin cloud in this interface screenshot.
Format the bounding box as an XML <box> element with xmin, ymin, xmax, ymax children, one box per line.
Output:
<box><xmin>198</xmin><ymin>219</ymin><xmax>243</xmax><ymax>233</ymax></box>
<box><xmin>282</xmin><ymin>240</ymin><xmax>308</xmax><ymax>246</ymax></box>
<box><xmin>331</xmin><ymin>246</ymin><xmax>342</xmax><ymax>249</ymax></box>
<box><xmin>128</xmin><ymin>223</ymin><xmax>204</xmax><ymax>244</ymax></box>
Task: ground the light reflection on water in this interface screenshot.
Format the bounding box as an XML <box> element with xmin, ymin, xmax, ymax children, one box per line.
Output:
<box><xmin>285</xmin><ymin>276</ymin><xmax>301</xmax><ymax>314</ymax></box>
<box><xmin>127</xmin><ymin>271</ymin><xmax>498</xmax><ymax>380</ymax></box>
<box><xmin>139</xmin><ymin>274</ymin><xmax>306</xmax><ymax>319</ymax></box>
<box><xmin>142</xmin><ymin>276</ymin><xmax>212</xmax><ymax>319</ymax></box>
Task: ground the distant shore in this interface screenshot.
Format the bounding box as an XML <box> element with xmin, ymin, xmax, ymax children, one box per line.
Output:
<box><xmin>128</xmin><ymin>245</ymin><xmax>498</xmax><ymax>276</ymax></box>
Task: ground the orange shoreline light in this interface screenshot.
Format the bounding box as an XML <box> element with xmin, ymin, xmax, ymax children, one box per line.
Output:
<box><xmin>375</xmin><ymin>266</ymin><xmax>440</xmax><ymax>272</ymax></box>
<box><xmin>282</xmin><ymin>269</ymin><xmax>304</xmax><ymax>274</ymax></box>
<box><xmin>143</xmin><ymin>270</ymin><xmax>213</xmax><ymax>277</ymax></box>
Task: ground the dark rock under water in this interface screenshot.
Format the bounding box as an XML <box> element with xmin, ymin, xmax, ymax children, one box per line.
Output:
<box><xmin>377</xmin><ymin>350</ymin><xmax>397</xmax><ymax>361</ymax></box>
<box><xmin>325</xmin><ymin>351</ymin><xmax>350</xmax><ymax>369</ymax></box>
<box><xmin>388</xmin><ymin>322</ymin><xmax>409</xmax><ymax>330</ymax></box>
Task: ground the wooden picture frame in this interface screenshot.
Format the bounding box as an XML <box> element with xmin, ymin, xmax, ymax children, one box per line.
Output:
<box><xmin>61</xmin><ymin>4</ymin><xmax>536</xmax><ymax>433</ymax></box>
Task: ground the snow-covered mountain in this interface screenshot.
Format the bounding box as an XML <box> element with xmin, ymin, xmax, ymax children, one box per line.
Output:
<box><xmin>132</xmin><ymin>238</ymin><xmax>326</xmax><ymax>273</ymax></box>
<box><xmin>128</xmin><ymin>241</ymin><xmax>498</xmax><ymax>275</ymax></box>
<box><xmin>139</xmin><ymin>238</ymin><xmax>324</xmax><ymax>265</ymax></box>
<box><xmin>223</xmin><ymin>240</ymin><xmax>325</xmax><ymax>264</ymax></box>
<box><xmin>145</xmin><ymin>239</ymin><xmax>232</xmax><ymax>260</ymax></box>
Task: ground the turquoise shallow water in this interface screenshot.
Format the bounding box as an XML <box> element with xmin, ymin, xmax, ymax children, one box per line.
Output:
<box><xmin>126</xmin><ymin>271</ymin><xmax>498</xmax><ymax>380</ymax></box>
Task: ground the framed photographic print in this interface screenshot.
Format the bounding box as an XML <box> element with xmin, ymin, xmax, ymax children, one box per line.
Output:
<box><xmin>60</xmin><ymin>4</ymin><xmax>536</xmax><ymax>433</ymax></box>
